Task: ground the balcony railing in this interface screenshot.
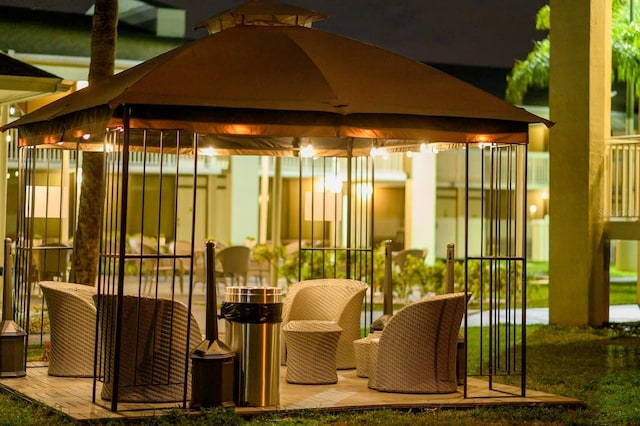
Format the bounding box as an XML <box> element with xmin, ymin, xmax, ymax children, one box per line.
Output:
<box><xmin>528</xmin><ymin>151</ymin><xmax>549</xmax><ymax>189</ymax></box>
<box><xmin>277</xmin><ymin>155</ymin><xmax>406</xmax><ymax>181</ymax></box>
<box><xmin>8</xmin><ymin>133</ymin><xmax>552</xmax><ymax>189</ymax></box>
<box><xmin>604</xmin><ymin>135</ymin><xmax>640</xmax><ymax>220</ymax></box>
<box><xmin>436</xmin><ymin>149</ymin><xmax>549</xmax><ymax>189</ymax></box>
<box><xmin>5</xmin><ymin>133</ymin><xmax>229</xmax><ymax>175</ymax></box>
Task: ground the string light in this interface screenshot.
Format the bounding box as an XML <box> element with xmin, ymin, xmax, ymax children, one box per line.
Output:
<box><xmin>200</xmin><ymin>147</ymin><xmax>217</xmax><ymax>156</ymax></box>
<box><xmin>300</xmin><ymin>143</ymin><xmax>315</xmax><ymax>158</ymax></box>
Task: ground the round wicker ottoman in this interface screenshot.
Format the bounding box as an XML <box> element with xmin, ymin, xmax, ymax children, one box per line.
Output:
<box><xmin>353</xmin><ymin>331</ymin><xmax>382</xmax><ymax>378</ymax></box>
<box><xmin>282</xmin><ymin>320</ymin><xmax>342</xmax><ymax>384</ymax></box>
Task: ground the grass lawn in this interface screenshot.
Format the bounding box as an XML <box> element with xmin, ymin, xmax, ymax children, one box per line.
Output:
<box><xmin>2</xmin><ymin>324</ymin><xmax>639</xmax><ymax>425</ymax></box>
<box><xmin>527</xmin><ymin>261</ymin><xmax>637</xmax><ymax>308</ymax></box>
<box><xmin>528</xmin><ymin>280</ymin><xmax>637</xmax><ymax>308</ymax></box>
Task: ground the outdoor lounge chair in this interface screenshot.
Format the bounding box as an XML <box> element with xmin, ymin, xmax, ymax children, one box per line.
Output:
<box><xmin>39</xmin><ymin>281</ymin><xmax>97</xmax><ymax>377</ymax></box>
<box><xmin>216</xmin><ymin>245</ymin><xmax>250</xmax><ymax>286</ymax></box>
<box><xmin>168</xmin><ymin>240</ymin><xmax>206</xmax><ymax>291</ymax></box>
<box><xmin>392</xmin><ymin>248</ymin><xmax>427</xmax><ymax>271</ymax></box>
<box><xmin>281</xmin><ymin>278</ymin><xmax>367</xmax><ymax>369</ymax></box>
<box><xmin>367</xmin><ymin>292</ymin><xmax>468</xmax><ymax>393</ymax></box>
<box><xmin>36</xmin><ymin>243</ymin><xmax>72</xmax><ymax>282</ymax></box>
<box><xmin>128</xmin><ymin>236</ymin><xmax>176</xmax><ymax>294</ymax></box>
<box><xmin>94</xmin><ymin>294</ymin><xmax>202</xmax><ymax>402</ymax></box>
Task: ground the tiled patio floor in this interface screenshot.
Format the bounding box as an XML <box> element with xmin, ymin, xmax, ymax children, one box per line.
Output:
<box><xmin>0</xmin><ymin>361</ymin><xmax>584</xmax><ymax>422</ymax></box>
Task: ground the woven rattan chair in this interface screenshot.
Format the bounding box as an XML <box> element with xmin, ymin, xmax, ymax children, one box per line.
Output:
<box><xmin>281</xmin><ymin>278</ymin><xmax>367</xmax><ymax>369</ymax></box>
<box><xmin>216</xmin><ymin>245</ymin><xmax>250</xmax><ymax>286</ymax></box>
<box><xmin>368</xmin><ymin>292</ymin><xmax>468</xmax><ymax>393</ymax></box>
<box><xmin>36</xmin><ymin>243</ymin><xmax>72</xmax><ymax>282</ymax></box>
<box><xmin>392</xmin><ymin>248</ymin><xmax>427</xmax><ymax>271</ymax></box>
<box><xmin>129</xmin><ymin>236</ymin><xmax>176</xmax><ymax>294</ymax></box>
<box><xmin>94</xmin><ymin>294</ymin><xmax>203</xmax><ymax>402</ymax></box>
<box><xmin>40</xmin><ymin>281</ymin><xmax>97</xmax><ymax>377</ymax></box>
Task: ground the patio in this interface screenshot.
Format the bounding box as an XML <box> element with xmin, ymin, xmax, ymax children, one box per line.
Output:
<box><xmin>1</xmin><ymin>275</ymin><xmax>585</xmax><ymax>422</ymax></box>
<box><xmin>1</xmin><ymin>359</ymin><xmax>583</xmax><ymax>423</ymax></box>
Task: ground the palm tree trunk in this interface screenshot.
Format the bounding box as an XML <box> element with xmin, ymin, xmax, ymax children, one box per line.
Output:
<box><xmin>70</xmin><ymin>0</ymin><xmax>117</xmax><ymax>285</ymax></box>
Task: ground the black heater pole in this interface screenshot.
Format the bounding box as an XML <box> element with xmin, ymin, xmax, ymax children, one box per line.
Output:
<box><xmin>2</xmin><ymin>239</ymin><xmax>13</xmax><ymax>323</ymax></box>
<box><xmin>190</xmin><ymin>240</ymin><xmax>235</xmax><ymax>408</ymax></box>
<box><xmin>370</xmin><ymin>240</ymin><xmax>394</xmax><ymax>331</ymax></box>
<box><xmin>205</xmin><ymin>240</ymin><xmax>218</xmax><ymax>342</ymax></box>
<box><xmin>446</xmin><ymin>243</ymin><xmax>455</xmax><ymax>293</ymax></box>
<box><xmin>383</xmin><ymin>239</ymin><xmax>393</xmax><ymax>316</ymax></box>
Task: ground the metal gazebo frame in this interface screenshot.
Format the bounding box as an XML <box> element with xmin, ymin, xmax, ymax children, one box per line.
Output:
<box><xmin>3</xmin><ymin>0</ymin><xmax>550</xmax><ymax>411</ymax></box>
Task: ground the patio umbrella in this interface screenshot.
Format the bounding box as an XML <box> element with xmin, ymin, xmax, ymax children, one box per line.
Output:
<box><xmin>2</xmin><ymin>1</ymin><xmax>551</xmax><ymax>154</ymax></box>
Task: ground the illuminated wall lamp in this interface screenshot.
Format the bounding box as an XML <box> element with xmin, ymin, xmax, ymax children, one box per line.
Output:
<box><xmin>25</xmin><ymin>186</ymin><xmax>67</xmax><ymax>218</ymax></box>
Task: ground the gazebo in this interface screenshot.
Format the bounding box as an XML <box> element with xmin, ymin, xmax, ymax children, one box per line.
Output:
<box><xmin>3</xmin><ymin>0</ymin><xmax>551</xmax><ymax>412</ymax></box>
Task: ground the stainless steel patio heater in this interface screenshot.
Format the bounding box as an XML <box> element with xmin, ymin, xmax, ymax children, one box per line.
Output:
<box><xmin>190</xmin><ymin>241</ymin><xmax>235</xmax><ymax>408</ymax></box>
<box><xmin>0</xmin><ymin>239</ymin><xmax>27</xmax><ymax>377</ymax></box>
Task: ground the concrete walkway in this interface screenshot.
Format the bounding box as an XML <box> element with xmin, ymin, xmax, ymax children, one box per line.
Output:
<box><xmin>363</xmin><ymin>304</ymin><xmax>640</xmax><ymax>328</ymax></box>
<box><xmin>464</xmin><ymin>304</ymin><xmax>640</xmax><ymax>326</ymax></box>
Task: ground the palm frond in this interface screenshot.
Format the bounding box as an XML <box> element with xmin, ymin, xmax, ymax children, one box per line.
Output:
<box><xmin>506</xmin><ymin>38</ymin><xmax>550</xmax><ymax>105</ymax></box>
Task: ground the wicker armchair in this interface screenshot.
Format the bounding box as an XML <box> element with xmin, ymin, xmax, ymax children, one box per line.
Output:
<box><xmin>94</xmin><ymin>294</ymin><xmax>202</xmax><ymax>402</ymax></box>
<box><xmin>368</xmin><ymin>292</ymin><xmax>468</xmax><ymax>393</ymax></box>
<box><xmin>39</xmin><ymin>281</ymin><xmax>97</xmax><ymax>377</ymax></box>
<box><xmin>281</xmin><ymin>278</ymin><xmax>367</xmax><ymax>369</ymax></box>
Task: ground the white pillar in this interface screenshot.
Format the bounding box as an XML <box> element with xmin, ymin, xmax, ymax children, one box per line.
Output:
<box><xmin>230</xmin><ymin>156</ymin><xmax>259</xmax><ymax>245</ymax></box>
<box><xmin>406</xmin><ymin>152</ymin><xmax>437</xmax><ymax>265</ymax></box>
<box><xmin>259</xmin><ymin>157</ymin><xmax>270</xmax><ymax>244</ymax></box>
<box><xmin>270</xmin><ymin>158</ymin><xmax>283</xmax><ymax>287</ymax></box>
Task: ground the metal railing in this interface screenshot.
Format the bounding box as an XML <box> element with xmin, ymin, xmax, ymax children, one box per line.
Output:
<box><xmin>5</xmin><ymin>136</ymin><xmax>228</xmax><ymax>174</ymax></box>
<box><xmin>527</xmin><ymin>151</ymin><xmax>549</xmax><ymax>189</ymax></box>
<box><xmin>437</xmin><ymin>149</ymin><xmax>549</xmax><ymax>189</ymax></box>
<box><xmin>278</xmin><ymin>154</ymin><xmax>406</xmax><ymax>181</ymax></box>
<box><xmin>604</xmin><ymin>136</ymin><xmax>640</xmax><ymax>220</ymax></box>
<box><xmin>9</xmin><ymin>135</ymin><xmax>551</xmax><ymax>189</ymax></box>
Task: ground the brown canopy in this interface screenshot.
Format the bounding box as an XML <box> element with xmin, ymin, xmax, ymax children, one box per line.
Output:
<box><xmin>3</xmin><ymin>2</ymin><xmax>551</xmax><ymax>156</ymax></box>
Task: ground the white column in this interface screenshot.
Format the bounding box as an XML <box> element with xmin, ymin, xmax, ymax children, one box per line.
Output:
<box><xmin>259</xmin><ymin>157</ymin><xmax>270</xmax><ymax>244</ymax></box>
<box><xmin>270</xmin><ymin>158</ymin><xmax>282</xmax><ymax>287</ymax></box>
<box><xmin>230</xmin><ymin>156</ymin><xmax>260</xmax><ymax>245</ymax></box>
<box><xmin>406</xmin><ymin>152</ymin><xmax>437</xmax><ymax>265</ymax></box>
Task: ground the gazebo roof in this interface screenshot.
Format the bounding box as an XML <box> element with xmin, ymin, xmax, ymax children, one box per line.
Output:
<box><xmin>193</xmin><ymin>0</ymin><xmax>329</xmax><ymax>33</ymax></box>
<box><xmin>3</xmin><ymin>1</ymin><xmax>551</xmax><ymax>156</ymax></box>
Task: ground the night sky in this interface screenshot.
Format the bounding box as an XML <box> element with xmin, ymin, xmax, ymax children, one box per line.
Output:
<box><xmin>0</xmin><ymin>0</ymin><xmax>548</xmax><ymax>68</ymax></box>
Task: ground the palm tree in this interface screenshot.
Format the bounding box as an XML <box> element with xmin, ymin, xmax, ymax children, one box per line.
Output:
<box><xmin>506</xmin><ymin>0</ymin><xmax>640</xmax><ymax>123</ymax></box>
<box><xmin>505</xmin><ymin>5</ymin><xmax>550</xmax><ymax>105</ymax></box>
<box><xmin>69</xmin><ymin>0</ymin><xmax>118</xmax><ymax>285</ymax></box>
